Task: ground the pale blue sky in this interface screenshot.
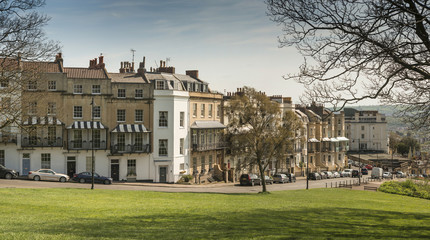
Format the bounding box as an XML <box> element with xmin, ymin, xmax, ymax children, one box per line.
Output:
<box><xmin>42</xmin><ymin>0</ymin><xmax>304</xmax><ymax>99</ymax></box>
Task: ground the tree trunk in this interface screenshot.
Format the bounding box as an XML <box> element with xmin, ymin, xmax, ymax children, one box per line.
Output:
<box><xmin>257</xmin><ymin>159</ymin><xmax>267</xmax><ymax>192</ymax></box>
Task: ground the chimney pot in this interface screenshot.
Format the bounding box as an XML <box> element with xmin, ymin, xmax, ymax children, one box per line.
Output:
<box><xmin>99</xmin><ymin>55</ymin><xmax>104</xmax><ymax>64</ymax></box>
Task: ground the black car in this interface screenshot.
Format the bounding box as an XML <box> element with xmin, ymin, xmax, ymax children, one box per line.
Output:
<box><xmin>72</xmin><ymin>172</ymin><xmax>112</xmax><ymax>184</ymax></box>
<box><xmin>352</xmin><ymin>170</ymin><xmax>361</xmax><ymax>178</ymax></box>
<box><xmin>0</xmin><ymin>164</ymin><xmax>18</xmax><ymax>179</ymax></box>
<box><xmin>361</xmin><ymin>168</ymin><xmax>368</xmax><ymax>175</ymax></box>
<box><xmin>308</xmin><ymin>172</ymin><xmax>321</xmax><ymax>180</ymax></box>
<box><xmin>240</xmin><ymin>173</ymin><xmax>261</xmax><ymax>186</ymax></box>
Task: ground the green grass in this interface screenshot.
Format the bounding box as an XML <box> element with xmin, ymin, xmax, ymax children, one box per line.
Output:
<box><xmin>0</xmin><ymin>188</ymin><xmax>429</xmax><ymax>239</ymax></box>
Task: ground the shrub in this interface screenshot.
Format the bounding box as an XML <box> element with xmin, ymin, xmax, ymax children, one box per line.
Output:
<box><xmin>379</xmin><ymin>180</ymin><xmax>430</xmax><ymax>200</ymax></box>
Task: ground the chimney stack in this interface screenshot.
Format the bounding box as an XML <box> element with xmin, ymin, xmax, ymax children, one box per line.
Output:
<box><xmin>186</xmin><ymin>70</ymin><xmax>199</xmax><ymax>79</ymax></box>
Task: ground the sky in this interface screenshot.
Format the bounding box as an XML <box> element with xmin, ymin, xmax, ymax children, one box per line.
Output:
<box><xmin>41</xmin><ymin>0</ymin><xmax>307</xmax><ymax>100</ymax></box>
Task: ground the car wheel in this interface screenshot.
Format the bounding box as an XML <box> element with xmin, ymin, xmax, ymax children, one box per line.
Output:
<box><xmin>104</xmin><ymin>179</ymin><xmax>110</xmax><ymax>185</ymax></box>
<box><xmin>5</xmin><ymin>173</ymin><xmax>12</xmax><ymax>179</ymax></box>
<box><xmin>79</xmin><ymin>178</ymin><xmax>86</xmax><ymax>183</ymax></box>
<box><xmin>34</xmin><ymin>175</ymin><xmax>40</xmax><ymax>181</ymax></box>
<box><xmin>59</xmin><ymin>177</ymin><xmax>66</xmax><ymax>183</ymax></box>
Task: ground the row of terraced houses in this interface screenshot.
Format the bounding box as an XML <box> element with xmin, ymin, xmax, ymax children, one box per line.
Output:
<box><xmin>0</xmin><ymin>54</ymin><xmax>387</xmax><ymax>182</ymax></box>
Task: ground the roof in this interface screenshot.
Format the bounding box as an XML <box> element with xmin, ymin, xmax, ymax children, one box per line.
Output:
<box><xmin>109</xmin><ymin>73</ymin><xmax>148</xmax><ymax>83</ymax></box>
<box><xmin>22</xmin><ymin>62</ymin><xmax>61</xmax><ymax>73</ymax></box>
<box><xmin>344</xmin><ymin>108</ymin><xmax>358</xmax><ymax>116</ymax></box>
<box><xmin>191</xmin><ymin>121</ymin><xmax>226</xmax><ymax>129</ymax></box>
<box><xmin>64</xmin><ymin>67</ymin><xmax>108</xmax><ymax>79</ymax></box>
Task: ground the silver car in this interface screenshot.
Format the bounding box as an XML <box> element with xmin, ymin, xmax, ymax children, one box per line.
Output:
<box><xmin>28</xmin><ymin>169</ymin><xmax>70</xmax><ymax>182</ymax></box>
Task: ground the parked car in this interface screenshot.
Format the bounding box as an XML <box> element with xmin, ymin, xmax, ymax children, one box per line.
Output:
<box><xmin>383</xmin><ymin>172</ymin><xmax>393</xmax><ymax>179</ymax></box>
<box><xmin>286</xmin><ymin>173</ymin><xmax>296</xmax><ymax>183</ymax></box>
<box><xmin>319</xmin><ymin>172</ymin><xmax>327</xmax><ymax>179</ymax></box>
<box><xmin>341</xmin><ymin>169</ymin><xmax>353</xmax><ymax>177</ymax></box>
<box><xmin>0</xmin><ymin>164</ymin><xmax>18</xmax><ymax>179</ymax></box>
<box><xmin>332</xmin><ymin>171</ymin><xmax>340</xmax><ymax>178</ymax></box>
<box><xmin>396</xmin><ymin>171</ymin><xmax>406</xmax><ymax>178</ymax></box>
<box><xmin>352</xmin><ymin>170</ymin><xmax>361</xmax><ymax>178</ymax></box>
<box><xmin>240</xmin><ymin>174</ymin><xmax>261</xmax><ymax>186</ymax></box>
<box><xmin>308</xmin><ymin>172</ymin><xmax>321</xmax><ymax>180</ymax></box>
<box><xmin>263</xmin><ymin>175</ymin><xmax>273</xmax><ymax>185</ymax></box>
<box><xmin>273</xmin><ymin>174</ymin><xmax>289</xmax><ymax>183</ymax></box>
<box><xmin>72</xmin><ymin>172</ymin><xmax>112</xmax><ymax>184</ymax></box>
<box><xmin>324</xmin><ymin>171</ymin><xmax>333</xmax><ymax>179</ymax></box>
<box><xmin>28</xmin><ymin>169</ymin><xmax>69</xmax><ymax>182</ymax></box>
<box><xmin>361</xmin><ymin>168</ymin><xmax>368</xmax><ymax>175</ymax></box>
<box><xmin>365</xmin><ymin>164</ymin><xmax>373</xmax><ymax>170</ymax></box>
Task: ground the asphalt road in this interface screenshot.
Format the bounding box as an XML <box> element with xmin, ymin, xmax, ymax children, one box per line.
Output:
<box><xmin>0</xmin><ymin>176</ymin><xmax>373</xmax><ymax>193</ymax></box>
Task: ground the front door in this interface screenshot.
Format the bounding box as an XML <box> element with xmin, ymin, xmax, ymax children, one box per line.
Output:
<box><xmin>22</xmin><ymin>158</ymin><xmax>30</xmax><ymax>175</ymax></box>
<box><xmin>67</xmin><ymin>161</ymin><xmax>76</xmax><ymax>178</ymax></box>
<box><xmin>159</xmin><ymin>167</ymin><xmax>167</xmax><ymax>183</ymax></box>
<box><xmin>111</xmin><ymin>163</ymin><xmax>119</xmax><ymax>181</ymax></box>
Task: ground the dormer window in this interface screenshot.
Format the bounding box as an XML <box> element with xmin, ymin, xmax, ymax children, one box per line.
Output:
<box><xmin>156</xmin><ymin>80</ymin><xmax>165</xmax><ymax>90</ymax></box>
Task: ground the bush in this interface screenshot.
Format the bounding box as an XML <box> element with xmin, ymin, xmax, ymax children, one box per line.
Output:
<box><xmin>379</xmin><ymin>180</ymin><xmax>430</xmax><ymax>200</ymax></box>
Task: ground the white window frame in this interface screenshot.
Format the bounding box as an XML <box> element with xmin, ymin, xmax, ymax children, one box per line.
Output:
<box><xmin>117</xmin><ymin>109</ymin><xmax>126</xmax><ymax>122</ymax></box>
<box><xmin>180</xmin><ymin>112</ymin><xmax>184</xmax><ymax>127</ymax></box>
<box><xmin>74</xmin><ymin>84</ymin><xmax>83</xmax><ymax>94</ymax></box>
<box><xmin>93</xmin><ymin>106</ymin><xmax>101</xmax><ymax>119</ymax></box>
<box><xmin>135</xmin><ymin>89</ymin><xmax>143</xmax><ymax>99</ymax></box>
<box><xmin>41</xmin><ymin>153</ymin><xmax>51</xmax><ymax>169</ymax></box>
<box><xmin>73</xmin><ymin>106</ymin><xmax>82</xmax><ymax>119</ymax></box>
<box><xmin>159</xmin><ymin>139</ymin><xmax>168</xmax><ymax>156</ymax></box>
<box><xmin>47</xmin><ymin>102</ymin><xmax>56</xmax><ymax>115</ymax></box>
<box><xmin>118</xmin><ymin>89</ymin><xmax>126</xmax><ymax>98</ymax></box>
<box><xmin>159</xmin><ymin>111</ymin><xmax>168</xmax><ymax>127</ymax></box>
<box><xmin>48</xmin><ymin>81</ymin><xmax>56</xmax><ymax>91</ymax></box>
<box><xmin>135</xmin><ymin>109</ymin><xmax>143</xmax><ymax>122</ymax></box>
<box><xmin>92</xmin><ymin>85</ymin><xmax>101</xmax><ymax>94</ymax></box>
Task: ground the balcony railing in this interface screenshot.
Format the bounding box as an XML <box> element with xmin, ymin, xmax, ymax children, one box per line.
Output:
<box><xmin>68</xmin><ymin>140</ymin><xmax>107</xmax><ymax>150</ymax></box>
<box><xmin>22</xmin><ymin>137</ymin><xmax>63</xmax><ymax>147</ymax></box>
<box><xmin>0</xmin><ymin>133</ymin><xmax>17</xmax><ymax>144</ymax></box>
<box><xmin>111</xmin><ymin>144</ymin><xmax>151</xmax><ymax>154</ymax></box>
<box><xmin>192</xmin><ymin>142</ymin><xmax>226</xmax><ymax>152</ymax></box>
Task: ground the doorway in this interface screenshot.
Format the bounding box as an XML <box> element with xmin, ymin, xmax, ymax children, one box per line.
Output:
<box><xmin>159</xmin><ymin>166</ymin><xmax>167</xmax><ymax>183</ymax></box>
<box><xmin>111</xmin><ymin>159</ymin><xmax>119</xmax><ymax>181</ymax></box>
<box><xmin>22</xmin><ymin>156</ymin><xmax>30</xmax><ymax>176</ymax></box>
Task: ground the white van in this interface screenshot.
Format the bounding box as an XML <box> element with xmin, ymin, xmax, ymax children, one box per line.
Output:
<box><xmin>371</xmin><ymin>167</ymin><xmax>383</xmax><ymax>179</ymax></box>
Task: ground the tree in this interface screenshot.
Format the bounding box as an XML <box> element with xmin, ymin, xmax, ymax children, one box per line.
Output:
<box><xmin>225</xmin><ymin>87</ymin><xmax>302</xmax><ymax>193</ymax></box>
<box><xmin>0</xmin><ymin>0</ymin><xmax>60</xmax><ymax>131</ymax></box>
<box><xmin>266</xmin><ymin>0</ymin><xmax>430</xmax><ymax>131</ymax></box>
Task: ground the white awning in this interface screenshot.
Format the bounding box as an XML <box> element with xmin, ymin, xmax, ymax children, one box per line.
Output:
<box><xmin>191</xmin><ymin>121</ymin><xmax>226</xmax><ymax>129</ymax></box>
<box><xmin>322</xmin><ymin>137</ymin><xmax>331</xmax><ymax>142</ymax></box>
<box><xmin>308</xmin><ymin>138</ymin><xmax>320</xmax><ymax>143</ymax></box>
<box><xmin>330</xmin><ymin>138</ymin><xmax>339</xmax><ymax>142</ymax></box>
<box><xmin>111</xmin><ymin>124</ymin><xmax>150</xmax><ymax>133</ymax></box>
<box><xmin>67</xmin><ymin>121</ymin><xmax>106</xmax><ymax>129</ymax></box>
<box><xmin>336</xmin><ymin>137</ymin><xmax>349</xmax><ymax>141</ymax></box>
<box><xmin>23</xmin><ymin>116</ymin><xmax>63</xmax><ymax>125</ymax></box>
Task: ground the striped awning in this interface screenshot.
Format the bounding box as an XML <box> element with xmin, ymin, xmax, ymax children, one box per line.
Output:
<box><xmin>330</xmin><ymin>138</ymin><xmax>339</xmax><ymax>142</ymax></box>
<box><xmin>190</xmin><ymin>121</ymin><xmax>226</xmax><ymax>129</ymax></box>
<box><xmin>308</xmin><ymin>138</ymin><xmax>320</xmax><ymax>143</ymax></box>
<box><xmin>111</xmin><ymin>124</ymin><xmax>150</xmax><ymax>133</ymax></box>
<box><xmin>67</xmin><ymin>121</ymin><xmax>106</xmax><ymax>129</ymax></box>
<box><xmin>322</xmin><ymin>137</ymin><xmax>331</xmax><ymax>142</ymax></box>
<box><xmin>23</xmin><ymin>116</ymin><xmax>63</xmax><ymax>125</ymax></box>
<box><xmin>336</xmin><ymin>137</ymin><xmax>349</xmax><ymax>141</ymax></box>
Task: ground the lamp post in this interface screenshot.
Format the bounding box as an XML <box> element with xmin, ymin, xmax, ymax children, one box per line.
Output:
<box><xmin>353</xmin><ymin>139</ymin><xmax>361</xmax><ymax>186</ymax></box>
<box><xmin>90</xmin><ymin>97</ymin><xmax>95</xmax><ymax>190</ymax></box>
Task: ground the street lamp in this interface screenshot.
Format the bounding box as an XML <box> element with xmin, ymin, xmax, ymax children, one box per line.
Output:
<box><xmin>353</xmin><ymin>139</ymin><xmax>361</xmax><ymax>186</ymax></box>
<box><xmin>90</xmin><ymin>97</ymin><xmax>95</xmax><ymax>190</ymax></box>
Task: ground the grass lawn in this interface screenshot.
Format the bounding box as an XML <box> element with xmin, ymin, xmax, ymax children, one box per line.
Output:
<box><xmin>0</xmin><ymin>188</ymin><xmax>429</xmax><ymax>239</ymax></box>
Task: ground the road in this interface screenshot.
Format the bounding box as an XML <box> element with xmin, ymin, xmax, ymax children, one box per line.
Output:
<box><xmin>0</xmin><ymin>176</ymin><xmax>378</xmax><ymax>193</ymax></box>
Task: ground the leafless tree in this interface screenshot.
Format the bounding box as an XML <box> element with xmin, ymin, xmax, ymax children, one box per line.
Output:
<box><xmin>0</xmin><ymin>0</ymin><xmax>60</xmax><ymax>133</ymax></box>
<box><xmin>266</xmin><ymin>0</ymin><xmax>430</xmax><ymax>130</ymax></box>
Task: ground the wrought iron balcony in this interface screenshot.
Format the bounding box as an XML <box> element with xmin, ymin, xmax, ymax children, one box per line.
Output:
<box><xmin>111</xmin><ymin>144</ymin><xmax>151</xmax><ymax>154</ymax></box>
<box><xmin>68</xmin><ymin>140</ymin><xmax>107</xmax><ymax>150</ymax></box>
<box><xmin>0</xmin><ymin>133</ymin><xmax>17</xmax><ymax>144</ymax></box>
<box><xmin>22</xmin><ymin>137</ymin><xmax>63</xmax><ymax>147</ymax></box>
<box><xmin>192</xmin><ymin>142</ymin><xmax>226</xmax><ymax>152</ymax></box>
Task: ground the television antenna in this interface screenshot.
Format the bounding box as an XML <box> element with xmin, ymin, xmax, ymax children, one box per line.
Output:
<box><xmin>130</xmin><ymin>49</ymin><xmax>136</xmax><ymax>62</ymax></box>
